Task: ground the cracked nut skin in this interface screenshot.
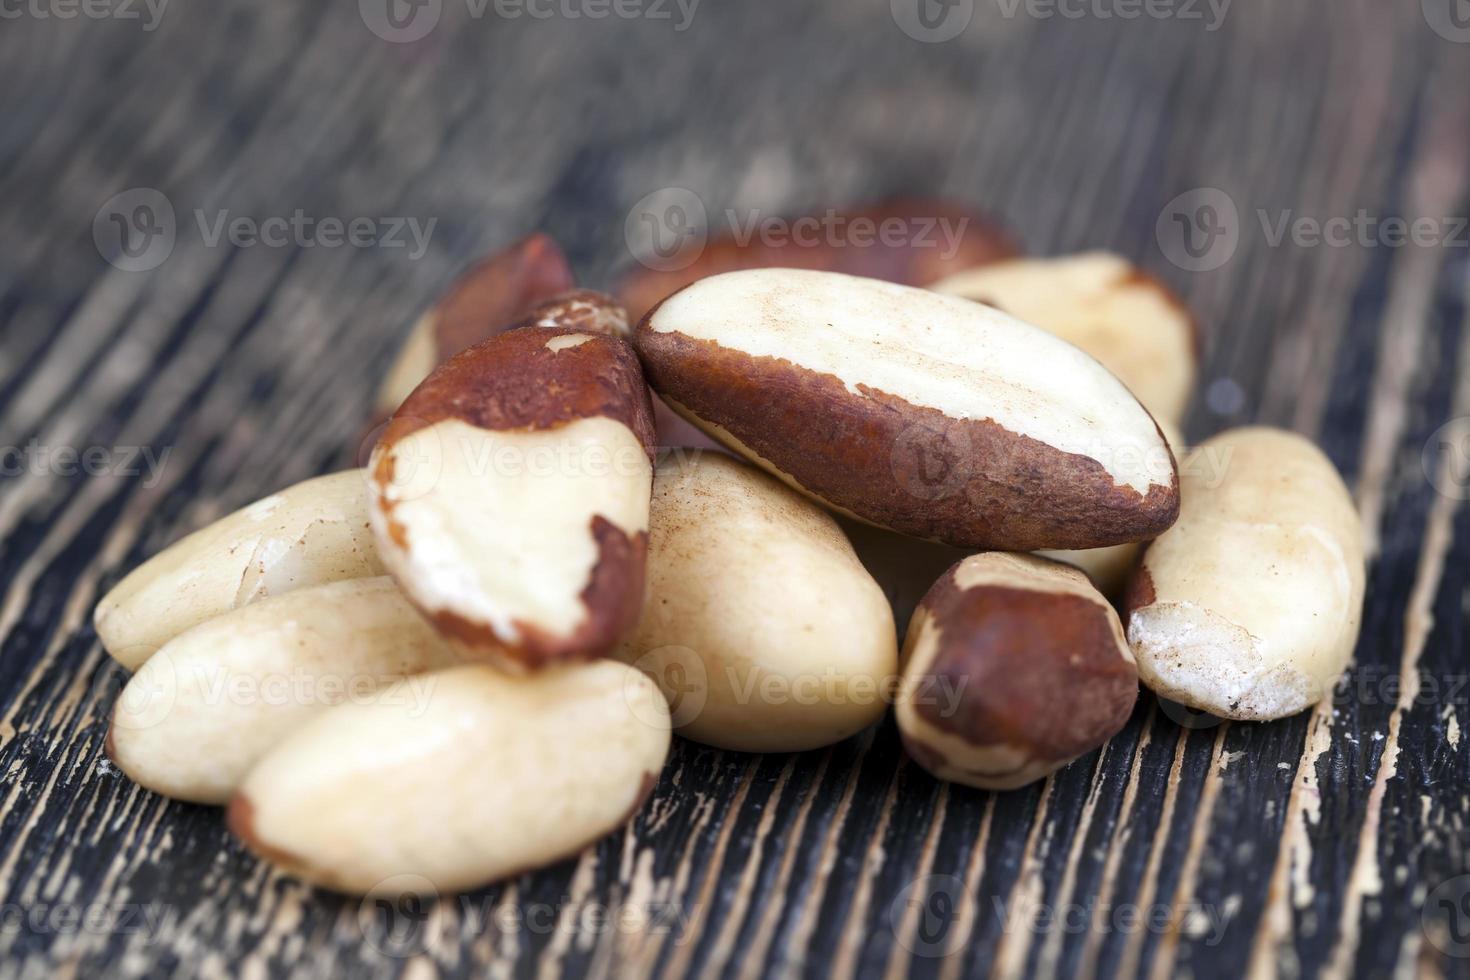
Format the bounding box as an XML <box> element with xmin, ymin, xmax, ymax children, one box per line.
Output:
<box><xmin>107</xmin><ymin>577</ymin><xmax>457</xmax><ymax>805</ymax></box>
<box><xmin>615</xmin><ymin>453</ymin><xmax>897</xmax><ymax>752</ymax></box>
<box><xmin>931</xmin><ymin>252</ymin><xmax>1199</xmax><ymax>426</ymax></box>
<box><xmin>228</xmin><ymin>661</ymin><xmax>670</xmax><ymax>895</ymax></box>
<box><xmin>370</xmin><ymin>327</ymin><xmax>657</xmax><ymax>669</ymax></box>
<box><xmin>1123</xmin><ymin>427</ymin><xmax>1365</xmax><ymax>721</ymax></box>
<box><xmin>94</xmin><ymin>471</ymin><xmax>383</xmax><ymax>670</ymax></box>
<box><xmin>617</xmin><ymin>198</ymin><xmax>1019</xmax><ymax>323</ymax></box>
<box><xmin>373</xmin><ymin>234</ymin><xmax>577</xmax><ymax>419</ymax></box>
<box><xmin>896</xmin><ymin>552</ymin><xmax>1139</xmax><ymax>790</ymax></box>
<box><xmin>636</xmin><ymin>268</ymin><xmax>1179</xmax><ymax>551</ymax></box>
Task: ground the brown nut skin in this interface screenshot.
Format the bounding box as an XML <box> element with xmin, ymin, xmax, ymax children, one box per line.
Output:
<box><xmin>896</xmin><ymin>553</ymin><xmax>1139</xmax><ymax>791</ymax></box>
<box><xmin>371</xmin><ymin>328</ymin><xmax>657</xmax><ymax>670</ymax></box>
<box><xmin>617</xmin><ymin>197</ymin><xmax>1019</xmax><ymax>323</ymax></box>
<box><xmin>372</xmin><ymin>234</ymin><xmax>577</xmax><ymax>419</ymax></box>
<box><xmin>636</xmin><ymin>269</ymin><xmax>1179</xmax><ymax>552</ymax></box>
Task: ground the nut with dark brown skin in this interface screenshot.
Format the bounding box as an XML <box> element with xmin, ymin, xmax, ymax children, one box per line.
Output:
<box><xmin>636</xmin><ymin>268</ymin><xmax>1179</xmax><ymax>552</ymax></box>
<box><xmin>370</xmin><ymin>327</ymin><xmax>657</xmax><ymax>670</ymax></box>
<box><xmin>896</xmin><ymin>552</ymin><xmax>1139</xmax><ymax>791</ymax></box>
<box><xmin>373</xmin><ymin>233</ymin><xmax>576</xmax><ymax>419</ymax></box>
<box><xmin>616</xmin><ymin>198</ymin><xmax>1019</xmax><ymax>324</ymax></box>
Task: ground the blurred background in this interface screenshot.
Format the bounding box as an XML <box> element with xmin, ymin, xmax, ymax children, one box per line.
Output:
<box><xmin>4</xmin><ymin>2</ymin><xmax>1470</xmax><ymax>978</ymax></box>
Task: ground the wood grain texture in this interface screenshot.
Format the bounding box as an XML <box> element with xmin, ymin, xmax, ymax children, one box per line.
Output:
<box><xmin>2</xmin><ymin>1</ymin><xmax>1470</xmax><ymax>977</ymax></box>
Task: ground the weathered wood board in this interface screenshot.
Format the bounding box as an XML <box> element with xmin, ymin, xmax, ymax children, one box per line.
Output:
<box><xmin>2</xmin><ymin>1</ymin><xmax>1470</xmax><ymax>976</ymax></box>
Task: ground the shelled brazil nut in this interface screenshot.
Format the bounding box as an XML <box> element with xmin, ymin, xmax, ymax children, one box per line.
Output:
<box><xmin>896</xmin><ymin>552</ymin><xmax>1139</xmax><ymax>790</ymax></box>
<box><xmin>1124</xmin><ymin>427</ymin><xmax>1365</xmax><ymax>720</ymax></box>
<box><xmin>107</xmin><ymin>577</ymin><xmax>458</xmax><ymax>804</ymax></box>
<box><xmin>615</xmin><ymin>452</ymin><xmax>898</xmax><ymax>752</ymax></box>
<box><xmin>94</xmin><ymin>470</ymin><xmax>383</xmax><ymax>670</ymax></box>
<box><xmin>636</xmin><ymin>268</ymin><xmax>1179</xmax><ymax>551</ymax></box>
<box><xmin>930</xmin><ymin>252</ymin><xmax>1198</xmax><ymax>426</ymax></box>
<box><xmin>370</xmin><ymin>326</ymin><xmax>656</xmax><ymax>669</ymax></box>
<box><xmin>373</xmin><ymin>234</ymin><xmax>577</xmax><ymax>420</ymax></box>
<box><xmin>229</xmin><ymin>661</ymin><xmax>670</xmax><ymax>895</ymax></box>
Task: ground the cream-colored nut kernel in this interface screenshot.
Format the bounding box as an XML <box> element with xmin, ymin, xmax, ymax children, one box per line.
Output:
<box><xmin>371</xmin><ymin>328</ymin><xmax>656</xmax><ymax>669</ymax></box>
<box><xmin>897</xmin><ymin>553</ymin><xmax>1138</xmax><ymax>790</ymax></box>
<box><xmin>615</xmin><ymin>453</ymin><xmax>897</xmax><ymax>752</ymax></box>
<box><xmin>1038</xmin><ymin>419</ymin><xmax>1186</xmax><ymax>598</ymax></box>
<box><xmin>929</xmin><ymin>252</ymin><xmax>1198</xmax><ymax>425</ymax></box>
<box><xmin>637</xmin><ymin>268</ymin><xmax>1179</xmax><ymax>551</ymax></box>
<box><xmin>228</xmin><ymin>661</ymin><xmax>670</xmax><ymax>895</ymax></box>
<box><xmin>106</xmin><ymin>577</ymin><xmax>458</xmax><ymax>805</ymax></box>
<box><xmin>1124</xmin><ymin>427</ymin><xmax>1365</xmax><ymax>721</ymax></box>
<box><xmin>373</xmin><ymin>234</ymin><xmax>575</xmax><ymax>418</ymax></box>
<box><xmin>94</xmin><ymin>471</ymin><xmax>382</xmax><ymax>670</ymax></box>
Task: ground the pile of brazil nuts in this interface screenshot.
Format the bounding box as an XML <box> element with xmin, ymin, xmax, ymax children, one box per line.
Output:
<box><xmin>93</xmin><ymin>200</ymin><xmax>1366</xmax><ymax>897</ymax></box>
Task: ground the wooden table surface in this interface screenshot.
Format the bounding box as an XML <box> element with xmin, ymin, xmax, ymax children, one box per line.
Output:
<box><xmin>3</xmin><ymin>1</ymin><xmax>1470</xmax><ymax>977</ymax></box>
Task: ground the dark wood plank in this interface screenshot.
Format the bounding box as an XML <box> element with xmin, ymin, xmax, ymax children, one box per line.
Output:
<box><xmin>2</xmin><ymin>1</ymin><xmax>1469</xmax><ymax>977</ymax></box>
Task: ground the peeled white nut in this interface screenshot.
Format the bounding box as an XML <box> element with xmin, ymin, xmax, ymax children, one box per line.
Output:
<box><xmin>637</xmin><ymin>268</ymin><xmax>1179</xmax><ymax>551</ymax></box>
<box><xmin>1124</xmin><ymin>427</ymin><xmax>1365</xmax><ymax>720</ymax></box>
<box><xmin>930</xmin><ymin>252</ymin><xmax>1198</xmax><ymax>425</ymax></box>
<box><xmin>94</xmin><ymin>471</ymin><xmax>382</xmax><ymax>670</ymax></box>
<box><xmin>897</xmin><ymin>553</ymin><xmax>1138</xmax><ymax>790</ymax></box>
<box><xmin>107</xmin><ymin>577</ymin><xmax>458</xmax><ymax>805</ymax></box>
<box><xmin>616</xmin><ymin>453</ymin><xmax>898</xmax><ymax>752</ymax></box>
<box><xmin>229</xmin><ymin>661</ymin><xmax>671</xmax><ymax>895</ymax></box>
<box><xmin>1038</xmin><ymin>419</ymin><xmax>1186</xmax><ymax>598</ymax></box>
<box><xmin>370</xmin><ymin>328</ymin><xmax>656</xmax><ymax>669</ymax></box>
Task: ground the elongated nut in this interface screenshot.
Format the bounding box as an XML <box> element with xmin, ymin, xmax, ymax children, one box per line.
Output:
<box><xmin>370</xmin><ymin>328</ymin><xmax>656</xmax><ymax>668</ymax></box>
<box><xmin>1038</xmin><ymin>419</ymin><xmax>1186</xmax><ymax>598</ymax></box>
<box><xmin>637</xmin><ymin>268</ymin><xmax>1179</xmax><ymax>551</ymax></box>
<box><xmin>930</xmin><ymin>253</ymin><xmax>1198</xmax><ymax>425</ymax></box>
<box><xmin>94</xmin><ymin>471</ymin><xmax>381</xmax><ymax>670</ymax></box>
<box><xmin>616</xmin><ymin>453</ymin><xmax>897</xmax><ymax>752</ymax></box>
<box><xmin>106</xmin><ymin>577</ymin><xmax>458</xmax><ymax>804</ymax></box>
<box><xmin>1124</xmin><ymin>427</ymin><xmax>1365</xmax><ymax>720</ymax></box>
<box><xmin>374</xmin><ymin>234</ymin><xmax>576</xmax><ymax>418</ymax></box>
<box><xmin>897</xmin><ymin>553</ymin><xmax>1138</xmax><ymax>790</ymax></box>
<box><xmin>228</xmin><ymin>661</ymin><xmax>670</xmax><ymax>895</ymax></box>
<box><xmin>617</xmin><ymin>198</ymin><xmax>1018</xmax><ymax>323</ymax></box>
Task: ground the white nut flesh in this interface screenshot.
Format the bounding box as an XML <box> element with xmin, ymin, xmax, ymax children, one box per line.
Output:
<box><xmin>107</xmin><ymin>577</ymin><xmax>458</xmax><ymax>805</ymax></box>
<box><xmin>1125</xmin><ymin>427</ymin><xmax>1365</xmax><ymax>720</ymax></box>
<box><xmin>929</xmin><ymin>252</ymin><xmax>1197</xmax><ymax>425</ymax></box>
<box><xmin>616</xmin><ymin>453</ymin><xmax>898</xmax><ymax>752</ymax></box>
<box><xmin>94</xmin><ymin>471</ymin><xmax>381</xmax><ymax>670</ymax></box>
<box><xmin>229</xmin><ymin>661</ymin><xmax>671</xmax><ymax>895</ymax></box>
